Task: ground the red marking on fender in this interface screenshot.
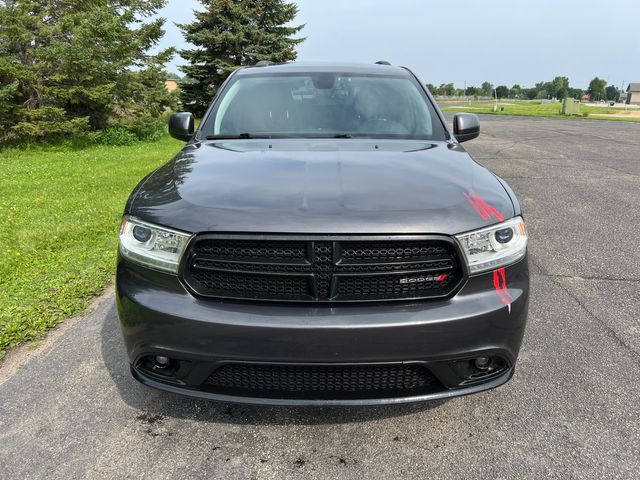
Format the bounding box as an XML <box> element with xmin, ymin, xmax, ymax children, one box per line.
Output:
<box><xmin>493</xmin><ymin>267</ymin><xmax>512</xmax><ymax>310</ymax></box>
<box><xmin>473</xmin><ymin>193</ymin><xmax>505</xmax><ymax>222</ymax></box>
<box><xmin>436</xmin><ymin>274</ymin><xmax>448</xmax><ymax>281</ymax></box>
<box><xmin>464</xmin><ymin>191</ymin><xmax>504</xmax><ymax>222</ymax></box>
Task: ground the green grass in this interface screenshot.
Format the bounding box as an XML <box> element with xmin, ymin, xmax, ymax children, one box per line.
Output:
<box><xmin>0</xmin><ymin>135</ymin><xmax>183</xmax><ymax>361</ymax></box>
<box><xmin>441</xmin><ymin>101</ymin><xmax>640</xmax><ymax>122</ymax></box>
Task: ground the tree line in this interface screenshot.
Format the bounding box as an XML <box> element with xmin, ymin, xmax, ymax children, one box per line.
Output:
<box><xmin>427</xmin><ymin>76</ymin><xmax>619</xmax><ymax>101</ymax></box>
<box><xmin>0</xmin><ymin>0</ymin><xmax>625</xmax><ymax>146</ymax></box>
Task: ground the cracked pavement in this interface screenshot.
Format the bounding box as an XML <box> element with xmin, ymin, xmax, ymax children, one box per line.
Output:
<box><xmin>1</xmin><ymin>115</ymin><xmax>639</xmax><ymax>479</ymax></box>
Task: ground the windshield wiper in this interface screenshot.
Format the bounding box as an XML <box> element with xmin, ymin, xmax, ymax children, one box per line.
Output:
<box><xmin>303</xmin><ymin>133</ymin><xmax>354</xmax><ymax>139</ymax></box>
<box><xmin>205</xmin><ymin>133</ymin><xmax>267</xmax><ymax>140</ymax></box>
<box><xmin>205</xmin><ymin>133</ymin><xmax>355</xmax><ymax>140</ymax></box>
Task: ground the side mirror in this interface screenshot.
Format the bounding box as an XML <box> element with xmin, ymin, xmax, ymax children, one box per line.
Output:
<box><xmin>168</xmin><ymin>112</ymin><xmax>195</xmax><ymax>141</ymax></box>
<box><xmin>453</xmin><ymin>113</ymin><xmax>480</xmax><ymax>143</ymax></box>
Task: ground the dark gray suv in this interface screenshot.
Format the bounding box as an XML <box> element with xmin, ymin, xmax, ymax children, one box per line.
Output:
<box><xmin>116</xmin><ymin>62</ymin><xmax>529</xmax><ymax>406</ymax></box>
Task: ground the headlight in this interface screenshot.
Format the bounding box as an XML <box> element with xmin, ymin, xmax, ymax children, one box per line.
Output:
<box><xmin>119</xmin><ymin>216</ymin><xmax>192</xmax><ymax>273</ymax></box>
<box><xmin>455</xmin><ymin>216</ymin><xmax>527</xmax><ymax>274</ymax></box>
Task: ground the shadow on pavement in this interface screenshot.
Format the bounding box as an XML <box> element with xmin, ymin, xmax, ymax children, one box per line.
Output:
<box><xmin>100</xmin><ymin>302</ymin><xmax>447</xmax><ymax>426</ymax></box>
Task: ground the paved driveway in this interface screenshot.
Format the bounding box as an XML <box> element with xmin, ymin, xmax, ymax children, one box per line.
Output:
<box><xmin>1</xmin><ymin>116</ymin><xmax>639</xmax><ymax>479</ymax></box>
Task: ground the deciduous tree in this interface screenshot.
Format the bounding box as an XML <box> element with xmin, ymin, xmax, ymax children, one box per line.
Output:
<box><xmin>587</xmin><ymin>77</ymin><xmax>607</xmax><ymax>101</ymax></box>
<box><xmin>495</xmin><ymin>85</ymin><xmax>509</xmax><ymax>99</ymax></box>
<box><xmin>605</xmin><ymin>85</ymin><xmax>619</xmax><ymax>102</ymax></box>
<box><xmin>437</xmin><ymin>83</ymin><xmax>456</xmax><ymax>96</ymax></box>
<box><xmin>481</xmin><ymin>81</ymin><xmax>494</xmax><ymax>97</ymax></box>
<box><xmin>464</xmin><ymin>86</ymin><xmax>479</xmax><ymax>97</ymax></box>
<box><xmin>551</xmin><ymin>76</ymin><xmax>570</xmax><ymax>98</ymax></box>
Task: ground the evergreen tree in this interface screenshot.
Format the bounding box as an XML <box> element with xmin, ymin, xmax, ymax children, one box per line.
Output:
<box><xmin>179</xmin><ymin>0</ymin><xmax>304</xmax><ymax>115</ymax></box>
<box><xmin>0</xmin><ymin>0</ymin><xmax>175</xmax><ymax>143</ymax></box>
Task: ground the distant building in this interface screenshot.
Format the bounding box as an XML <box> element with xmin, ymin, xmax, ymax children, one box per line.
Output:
<box><xmin>165</xmin><ymin>80</ymin><xmax>180</xmax><ymax>92</ymax></box>
<box><xmin>581</xmin><ymin>93</ymin><xmax>590</xmax><ymax>101</ymax></box>
<box><xmin>626</xmin><ymin>83</ymin><xmax>640</xmax><ymax>105</ymax></box>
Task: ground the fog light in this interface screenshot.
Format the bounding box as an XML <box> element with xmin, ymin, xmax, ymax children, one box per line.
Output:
<box><xmin>447</xmin><ymin>356</ymin><xmax>508</xmax><ymax>384</ymax></box>
<box><xmin>154</xmin><ymin>355</ymin><xmax>171</xmax><ymax>368</ymax></box>
<box><xmin>474</xmin><ymin>356</ymin><xmax>491</xmax><ymax>370</ymax></box>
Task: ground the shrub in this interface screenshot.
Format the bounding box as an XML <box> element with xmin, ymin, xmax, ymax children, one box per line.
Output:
<box><xmin>97</xmin><ymin>127</ymin><xmax>138</xmax><ymax>146</ymax></box>
<box><xmin>106</xmin><ymin>113</ymin><xmax>166</xmax><ymax>143</ymax></box>
<box><xmin>97</xmin><ymin>113</ymin><xmax>168</xmax><ymax>146</ymax></box>
<box><xmin>127</xmin><ymin>115</ymin><xmax>166</xmax><ymax>142</ymax></box>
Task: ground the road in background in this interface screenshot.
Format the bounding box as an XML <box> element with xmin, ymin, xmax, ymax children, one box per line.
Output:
<box><xmin>437</xmin><ymin>99</ymin><xmax>496</xmax><ymax>108</ymax></box>
<box><xmin>1</xmin><ymin>116</ymin><xmax>639</xmax><ymax>479</ymax></box>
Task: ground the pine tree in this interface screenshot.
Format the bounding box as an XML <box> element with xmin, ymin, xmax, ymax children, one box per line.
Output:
<box><xmin>0</xmin><ymin>0</ymin><xmax>175</xmax><ymax>143</ymax></box>
<box><xmin>178</xmin><ymin>0</ymin><xmax>304</xmax><ymax>115</ymax></box>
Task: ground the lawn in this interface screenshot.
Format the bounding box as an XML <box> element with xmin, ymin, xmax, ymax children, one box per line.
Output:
<box><xmin>0</xmin><ymin>135</ymin><xmax>183</xmax><ymax>361</ymax></box>
<box><xmin>441</xmin><ymin>101</ymin><xmax>640</xmax><ymax>122</ymax></box>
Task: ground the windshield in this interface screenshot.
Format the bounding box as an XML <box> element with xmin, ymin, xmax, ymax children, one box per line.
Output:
<box><xmin>201</xmin><ymin>72</ymin><xmax>447</xmax><ymax>140</ymax></box>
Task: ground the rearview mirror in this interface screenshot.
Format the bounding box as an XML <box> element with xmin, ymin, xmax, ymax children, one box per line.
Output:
<box><xmin>169</xmin><ymin>112</ymin><xmax>195</xmax><ymax>141</ymax></box>
<box><xmin>453</xmin><ymin>113</ymin><xmax>480</xmax><ymax>143</ymax></box>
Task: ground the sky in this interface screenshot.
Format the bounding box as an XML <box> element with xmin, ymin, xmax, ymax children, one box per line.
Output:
<box><xmin>155</xmin><ymin>0</ymin><xmax>640</xmax><ymax>89</ymax></box>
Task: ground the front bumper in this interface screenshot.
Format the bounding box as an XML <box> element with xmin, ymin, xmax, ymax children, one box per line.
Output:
<box><xmin>116</xmin><ymin>256</ymin><xmax>529</xmax><ymax>406</ymax></box>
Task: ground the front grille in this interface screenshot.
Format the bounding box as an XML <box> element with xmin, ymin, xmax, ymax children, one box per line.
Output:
<box><xmin>183</xmin><ymin>235</ymin><xmax>463</xmax><ymax>302</ymax></box>
<box><xmin>204</xmin><ymin>363</ymin><xmax>441</xmax><ymax>400</ymax></box>
<box><xmin>340</xmin><ymin>241</ymin><xmax>450</xmax><ymax>261</ymax></box>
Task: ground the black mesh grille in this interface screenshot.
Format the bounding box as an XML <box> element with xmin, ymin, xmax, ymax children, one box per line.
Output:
<box><xmin>314</xmin><ymin>242</ymin><xmax>333</xmax><ymax>299</ymax></box>
<box><xmin>340</xmin><ymin>241</ymin><xmax>449</xmax><ymax>262</ymax></box>
<box><xmin>183</xmin><ymin>236</ymin><xmax>463</xmax><ymax>302</ymax></box>
<box><xmin>336</xmin><ymin>271</ymin><xmax>457</xmax><ymax>301</ymax></box>
<box><xmin>204</xmin><ymin>363</ymin><xmax>441</xmax><ymax>400</ymax></box>
<box><xmin>193</xmin><ymin>239</ymin><xmax>307</xmax><ymax>261</ymax></box>
<box><xmin>190</xmin><ymin>270</ymin><xmax>312</xmax><ymax>300</ymax></box>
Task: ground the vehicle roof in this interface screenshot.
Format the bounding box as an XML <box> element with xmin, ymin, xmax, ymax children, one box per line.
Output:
<box><xmin>236</xmin><ymin>62</ymin><xmax>412</xmax><ymax>77</ymax></box>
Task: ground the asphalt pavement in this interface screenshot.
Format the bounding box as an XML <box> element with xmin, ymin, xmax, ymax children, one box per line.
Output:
<box><xmin>1</xmin><ymin>115</ymin><xmax>639</xmax><ymax>479</ymax></box>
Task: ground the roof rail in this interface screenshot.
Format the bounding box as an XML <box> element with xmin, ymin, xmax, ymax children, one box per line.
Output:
<box><xmin>255</xmin><ymin>60</ymin><xmax>275</xmax><ymax>67</ymax></box>
<box><xmin>375</xmin><ymin>60</ymin><xmax>391</xmax><ymax>65</ymax></box>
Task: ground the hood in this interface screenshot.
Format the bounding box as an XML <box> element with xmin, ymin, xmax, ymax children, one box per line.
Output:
<box><xmin>128</xmin><ymin>139</ymin><xmax>515</xmax><ymax>235</ymax></box>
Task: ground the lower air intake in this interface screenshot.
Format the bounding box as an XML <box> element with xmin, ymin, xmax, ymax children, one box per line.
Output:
<box><xmin>203</xmin><ymin>363</ymin><xmax>442</xmax><ymax>400</ymax></box>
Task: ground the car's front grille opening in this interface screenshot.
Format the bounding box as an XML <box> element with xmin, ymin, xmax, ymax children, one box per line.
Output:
<box><xmin>183</xmin><ymin>235</ymin><xmax>464</xmax><ymax>302</ymax></box>
<box><xmin>194</xmin><ymin>239</ymin><xmax>308</xmax><ymax>261</ymax></box>
<box><xmin>203</xmin><ymin>363</ymin><xmax>443</xmax><ymax>400</ymax></box>
<box><xmin>335</xmin><ymin>271</ymin><xmax>457</xmax><ymax>301</ymax></box>
<box><xmin>190</xmin><ymin>269</ymin><xmax>314</xmax><ymax>301</ymax></box>
<box><xmin>339</xmin><ymin>241</ymin><xmax>450</xmax><ymax>262</ymax></box>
